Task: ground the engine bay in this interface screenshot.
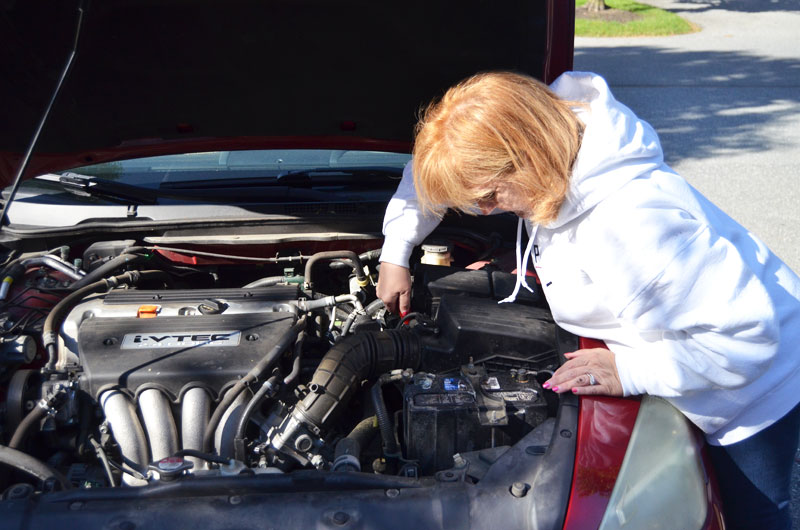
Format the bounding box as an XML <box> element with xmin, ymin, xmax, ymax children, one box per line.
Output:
<box><xmin>0</xmin><ymin>225</ymin><xmax>577</xmax><ymax>493</ymax></box>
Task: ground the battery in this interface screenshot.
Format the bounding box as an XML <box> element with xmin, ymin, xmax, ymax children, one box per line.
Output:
<box><xmin>403</xmin><ymin>366</ymin><xmax>548</xmax><ymax>474</ymax></box>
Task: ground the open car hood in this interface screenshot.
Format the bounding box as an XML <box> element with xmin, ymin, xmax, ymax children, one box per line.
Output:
<box><xmin>0</xmin><ymin>0</ymin><xmax>573</xmax><ymax>186</ymax></box>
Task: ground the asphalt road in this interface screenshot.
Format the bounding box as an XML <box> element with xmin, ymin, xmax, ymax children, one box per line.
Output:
<box><xmin>572</xmin><ymin>1</ymin><xmax>800</xmax><ymax>527</ymax></box>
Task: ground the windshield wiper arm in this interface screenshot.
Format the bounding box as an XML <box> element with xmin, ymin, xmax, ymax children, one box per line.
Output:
<box><xmin>275</xmin><ymin>166</ymin><xmax>402</xmax><ymax>181</ymax></box>
<box><xmin>56</xmin><ymin>173</ymin><xmax>160</xmax><ymax>205</ymax></box>
<box><xmin>47</xmin><ymin>173</ymin><xmax>351</xmax><ymax>204</ymax></box>
<box><xmin>159</xmin><ymin>166</ymin><xmax>403</xmax><ymax>190</ymax></box>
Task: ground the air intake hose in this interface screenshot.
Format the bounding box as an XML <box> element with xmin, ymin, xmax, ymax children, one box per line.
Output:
<box><xmin>292</xmin><ymin>330</ymin><xmax>421</xmax><ymax>432</ymax></box>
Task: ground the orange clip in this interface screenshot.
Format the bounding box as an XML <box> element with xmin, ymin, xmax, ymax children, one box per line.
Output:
<box><xmin>137</xmin><ymin>305</ymin><xmax>161</xmax><ymax>318</ymax></box>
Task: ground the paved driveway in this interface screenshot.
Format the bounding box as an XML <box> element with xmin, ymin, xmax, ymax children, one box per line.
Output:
<box><xmin>573</xmin><ymin>1</ymin><xmax>800</xmax><ymax>527</ymax></box>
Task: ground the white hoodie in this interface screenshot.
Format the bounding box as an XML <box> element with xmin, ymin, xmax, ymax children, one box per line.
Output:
<box><xmin>380</xmin><ymin>71</ymin><xmax>800</xmax><ymax>446</ymax></box>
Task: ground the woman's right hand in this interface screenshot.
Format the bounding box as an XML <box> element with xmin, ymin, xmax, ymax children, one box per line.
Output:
<box><xmin>377</xmin><ymin>262</ymin><xmax>412</xmax><ymax>315</ymax></box>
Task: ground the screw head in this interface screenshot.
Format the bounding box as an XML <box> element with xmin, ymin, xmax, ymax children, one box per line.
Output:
<box><xmin>510</xmin><ymin>482</ymin><xmax>529</xmax><ymax>498</ymax></box>
<box><xmin>332</xmin><ymin>511</ymin><xmax>350</xmax><ymax>526</ymax></box>
<box><xmin>385</xmin><ymin>488</ymin><xmax>400</xmax><ymax>498</ymax></box>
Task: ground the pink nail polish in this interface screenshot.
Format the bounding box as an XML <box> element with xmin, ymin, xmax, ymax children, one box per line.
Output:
<box><xmin>552</xmin><ymin>386</ymin><xmax>559</xmax><ymax>392</ymax></box>
<box><xmin>542</xmin><ymin>382</ymin><xmax>550</xmax><ymax>389</ymax></box>
<box><xmin>572</xmin><ymin>388</ymin><xmax>578</xmax><ymax>394</ymax></box>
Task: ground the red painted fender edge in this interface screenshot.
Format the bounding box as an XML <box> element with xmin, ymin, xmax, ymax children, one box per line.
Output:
<box><xmin>563</xmin><ymin>337</ymin><xmax>726</xmax><ymax>529</ymax></box>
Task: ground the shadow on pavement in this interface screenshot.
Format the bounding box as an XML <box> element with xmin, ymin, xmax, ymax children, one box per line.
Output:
<box><xmin>574</xmin><ymin>46</ymin><xmax>800</xmax><ymax>162</ymax></box>
<box><xmin>675</xmin><ymin>0</ymin><xmax>800</xmax><ymax>13</ymax></box>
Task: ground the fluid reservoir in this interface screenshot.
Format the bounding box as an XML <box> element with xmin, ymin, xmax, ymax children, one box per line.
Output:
<box><xmin>420</xmin><ymin>240</ymin><xmax>453</xmax><ymax>267</ymax></box>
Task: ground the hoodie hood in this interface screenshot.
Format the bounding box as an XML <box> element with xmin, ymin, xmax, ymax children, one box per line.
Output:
<box><xmin>546</xmin><ymin>72</ymin><xmax>665</xmax><ymax>229</ymax></box>
<box><xmin>500</xmin><ymin>72</ymin><xmax>665</xmax><ymax>304</ymax></box>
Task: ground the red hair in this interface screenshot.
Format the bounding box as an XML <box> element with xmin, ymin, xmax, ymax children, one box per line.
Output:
<box><xmin>413</xmin><ymin>71</ymin><xmax>583</xmax><ymax>224</ymax></box>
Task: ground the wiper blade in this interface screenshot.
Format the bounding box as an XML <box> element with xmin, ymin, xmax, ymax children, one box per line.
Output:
<box><xmin>276</xmin><ymin>166</ymin><xmax>403</xmax><ymax>180</ymax></box>
<box><xmin>43</xmin><ymin>173</ymin><xmax>353</xmax><ymax>204</ymax></box>
<box><xmin>55</xmin><ymin>172</ymin><xmax>159</xmax><ymax>205</ymax></box>
<box><xmin>160</xmin><ymin>166</ymin><xmax>402</xmax><ymax>190</ymax></box>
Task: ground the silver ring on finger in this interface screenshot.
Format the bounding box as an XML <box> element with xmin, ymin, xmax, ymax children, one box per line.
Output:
<box><xmin>586</xmin><ymin>372</ymin><xmax>598</xmax><ymax>386</ymax></box>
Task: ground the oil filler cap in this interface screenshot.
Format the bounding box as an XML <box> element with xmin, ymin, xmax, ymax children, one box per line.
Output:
<box><xmin>198</xmin><ymin>299</ymin><xmax>228</xmax><ymax>315</ymax></box>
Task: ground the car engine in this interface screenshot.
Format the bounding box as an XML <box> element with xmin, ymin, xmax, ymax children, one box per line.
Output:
<box><xmin>0</xmin><ymin>231</ymin><xmax>574</xmax><ymax>492</ymax></box>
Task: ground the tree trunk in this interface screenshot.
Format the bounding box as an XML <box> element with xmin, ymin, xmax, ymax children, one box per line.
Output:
<box><xmin>585</xmin><ymin>0</ymin><xmax>609</xmax><ymax>12</ymax></box>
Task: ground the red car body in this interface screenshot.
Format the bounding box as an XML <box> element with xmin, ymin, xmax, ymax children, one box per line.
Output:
<box><xmin>0</xmin><ymin>1</ymin><xmax>724</xmax><ymax>528</ymax></box>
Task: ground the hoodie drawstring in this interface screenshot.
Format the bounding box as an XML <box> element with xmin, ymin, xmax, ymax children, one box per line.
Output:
<box><xmin>499</xmin><ymin>218</ymin><xmax>537</xmax><ymax>304</ymax></box>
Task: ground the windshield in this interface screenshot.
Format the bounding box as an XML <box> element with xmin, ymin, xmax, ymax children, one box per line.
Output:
<box><xmin>3</xmin><ymin>149</ymin><xmax>410</xmax><ymax>228</ymax></box>
<box><xmin>70</xmin><ymin>149</ymin><xmax>410</xmax><ymax>184</ymax></box>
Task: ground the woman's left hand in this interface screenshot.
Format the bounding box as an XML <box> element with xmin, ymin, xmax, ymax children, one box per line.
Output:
<box><xmin>543</xmin><ymin>348</ymin><xmax>624</xmax><ymax>396</ymax></box>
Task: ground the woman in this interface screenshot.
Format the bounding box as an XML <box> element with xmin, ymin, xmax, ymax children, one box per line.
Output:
<box><xmin>377</xmin><ymin>71</ymin><xmax>800</xmax><ymax>529</ymax></box>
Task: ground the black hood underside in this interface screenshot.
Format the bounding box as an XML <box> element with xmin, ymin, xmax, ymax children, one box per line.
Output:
<box><xmin>0</xmin><ymin>0</ymin><xmax>572</xmax><ymax>182</ymax></box>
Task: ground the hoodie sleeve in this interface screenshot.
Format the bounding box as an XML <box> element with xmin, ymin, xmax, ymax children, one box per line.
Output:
<box><xmin>582</xmin><ymin>196</ymin><xmax>780</xmax><ymax>398</ymax></box>
<box><xmin>380</xmin><ymin>161</ymin><xmax>442</xmax><ymax>267</ymax></box>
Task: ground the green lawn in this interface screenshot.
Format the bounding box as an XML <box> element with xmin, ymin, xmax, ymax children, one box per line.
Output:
<box><xmin>576</xmin><ymin>0</ymin><xmax>697</xmax><ymax>37</ymax></box>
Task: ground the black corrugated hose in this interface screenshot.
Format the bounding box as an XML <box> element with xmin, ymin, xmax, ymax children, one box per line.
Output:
<box><xmin>290</xmin><ymin>330</ymin><xmax>421</xmax><ymax>436</ymax></box>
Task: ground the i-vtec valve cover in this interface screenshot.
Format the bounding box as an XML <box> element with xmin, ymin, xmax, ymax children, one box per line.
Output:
<box><xmin>61</xmin><ymin>287</ymin><xmax>301</xmax><ymax>400</ymax></box>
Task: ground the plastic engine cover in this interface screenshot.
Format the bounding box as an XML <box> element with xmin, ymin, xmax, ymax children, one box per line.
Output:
<box><xmin>70</xmin><ymin>287</ymin><xmax>300</xmax><ymax>400</ymax></box>
<box><xmin>77</xmin><ymin>312</ymin><xmax>296</xmax><ymax>399</ymax></box>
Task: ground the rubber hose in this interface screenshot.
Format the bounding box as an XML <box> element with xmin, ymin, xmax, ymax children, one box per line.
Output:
<box><xmin>202</xmin><ymin>316</ymin><xmax>307</xmax><ymax>453</ymax></box>
<box><xmin>8</xmin><ymin>404</ymin><xmax>47</xmax><ymax>449</ymax></box>
<box><xmin>283</xmin><ymin>334</ymin><xmax>305</xmax><ymax>386</ymax></box>
<box><xmin>69</xmin><ymin>250</ymin><xmax>145</xmax><ymax>290</ymax></box>
<box><xmin>333</xmin><ymin>437</ymin><xmax>361</xmax><ymax>472</ymax></box>
<box><xmin>346</xmin><ymin>416</ymin><xmax>379</xmax><ymax>450</ymax></box>
<box><xmin>328</xmin><ymin>249</ymin><xmax>381</xmax><ymax>270</ymax></box>
<box><xmin>76</xmin><ymin>391</ymin><xmax>94</xmax><ymax>455</ymax></box>
<box><xmin>364</xmin><ymin>298</ymin><xmax>385</xmax><ymax>317</ymax></box>
<box><xmin>304</xmin><ymin>251</ymin><xmax>367</xmax><ymax>289</ymax></box>
<box><xmin>233</xmin><ymin>375</ymin><xmax>279</xmax><ymax>461</ymax></box>
<box><xmin>21</xmin><ymin>256</ymin><xmax>84</xmax><ymax>281</ymax></box>
<box><xmin>242</xmin><ymin>276</ymin><xmax>285</xmax><ymax>288</ymax></box>
<box><xmin>291</xmin><ymin>330</ymin><xmax>421</xmax><ymax>432</ymax></box>
<box><xmin>0</xmin><ymin>444</ymin><xmax>72</xmax><ymax>490</ymax></box>
<box><xmin>42</xmin><ymin>270</ymin><xmax>168</xmax><ymax>371</ymax></box>
<box><xmin>339</xmin><ymin>311</ymin><xmax>358</xmax><ymax>337</ymax></box>
<box><xmin>371</xmin><ymin>377</ymin><xmax>399</xmax><ymax>456</ymax></box>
